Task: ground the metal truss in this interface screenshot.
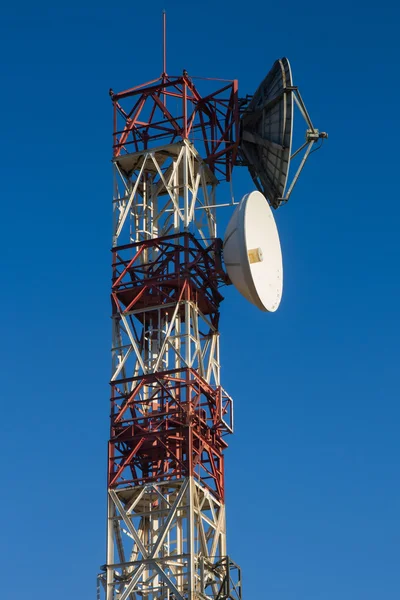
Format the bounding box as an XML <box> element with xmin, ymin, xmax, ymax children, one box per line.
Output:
<box><xmin>108</xmin><ymin>367</ymin><xmax>233</xmax><ymax>497</ymax></box>
<box><xmin>110</xmin><ymin>74</ymin><xmax>239</xmax><ymax>180</ymax></box>
<box><xmin>112</xmin><ymin>140</ymin><xmax>223</xmax><ymax>248</ymax></box>
<box><xmin>98</xmin><ymin>479</ymin><xmax>240</xmax><ymax>600</ymax></box>
<box><xmin>99</xmin><ymin>137</ymin><xmax>241</xmax><ymax>599</ymax></box>
<box><xmin>111</xmin><ymin>233</ymin><xmax>228</xmax><ymax>383</ymax></box>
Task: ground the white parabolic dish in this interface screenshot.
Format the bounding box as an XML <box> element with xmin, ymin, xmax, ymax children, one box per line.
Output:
<box><xmin>223</xmin><ymin>191</ymin><xmax>283</xmax><ymax>312</ymax></box>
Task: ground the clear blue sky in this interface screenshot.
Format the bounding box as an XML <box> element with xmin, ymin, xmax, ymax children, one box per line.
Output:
<box><xmin>1</xmin><ymin>1</ymin><xmax>399</xmax><ymax>599</ymax></box>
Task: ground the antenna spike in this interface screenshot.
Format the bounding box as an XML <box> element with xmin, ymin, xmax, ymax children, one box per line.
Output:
<box><xmin>162</xmin><ymin>10</ymin><xmax>167</xmax><ymax>77</ymax></box>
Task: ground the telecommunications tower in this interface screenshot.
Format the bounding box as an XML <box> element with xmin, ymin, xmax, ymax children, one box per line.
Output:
<box><xmin>97</xmin><ymin>14</ymin><xmax>326</xmax><ymax>600</ymax></box>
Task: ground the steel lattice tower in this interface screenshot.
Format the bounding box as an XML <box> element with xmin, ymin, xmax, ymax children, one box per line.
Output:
<box><xmin>97</xmin><ymin>71</ymin><xmax>242</xmax><ymax>600</ymax></box>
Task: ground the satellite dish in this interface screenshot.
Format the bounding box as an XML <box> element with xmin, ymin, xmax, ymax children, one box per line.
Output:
<box><xmin>240</xmin><ymin>57</ymin><xmax>327</xmax><ymax>209</ymax></box>
<box><xmin>241</xmin><ymin>58</ymin><xmax>293</xmax><ymax>210</ymax></box>
<box><xmin>223</xmin><ymin>191</ymin><xmax>283</xmax><ymax>312</ymax></box>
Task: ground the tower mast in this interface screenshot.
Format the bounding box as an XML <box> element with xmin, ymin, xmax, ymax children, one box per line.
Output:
<box><xmin>98</xmin><ymin>71</ymin><xmax>241</xmax><ymax>600</ymax></box>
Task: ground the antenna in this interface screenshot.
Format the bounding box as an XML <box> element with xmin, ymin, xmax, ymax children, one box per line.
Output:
<box><xmin>162</xmin><ymin>10</ymin><xmax>167</xmax><ymax>106</ymax></box>
<box><xmin>162</xmin><ymin>9</ymin><xmax>167</xmax><ymax>77</ymax></box>
<box><xmin>240</xmin><ymin>57</ymin><xmax>328</xmax><ymax>209</ymax></box>
<box><xmin>224</xmin><ymin>191</ymin><xmax>283</xmax><ymax>312</ymax></box>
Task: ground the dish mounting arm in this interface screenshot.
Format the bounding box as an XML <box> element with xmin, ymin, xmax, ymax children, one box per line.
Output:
<box><xmin>280</xmin><ymin>86</ymin><xmax>328</xmax><ymax>204</ymax></box>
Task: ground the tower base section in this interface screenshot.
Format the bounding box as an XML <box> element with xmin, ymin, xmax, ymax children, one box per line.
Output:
<box><xmin>97</xmin><ymin>478</ymin><xmax>241</xmax><ymax>600</ymax></box>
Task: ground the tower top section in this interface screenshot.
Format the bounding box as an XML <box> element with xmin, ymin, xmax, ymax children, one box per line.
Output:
<box><xmin>109</xmin><ymin>73</ymin><xmax>240</xmax><ymax>181</ymax></box>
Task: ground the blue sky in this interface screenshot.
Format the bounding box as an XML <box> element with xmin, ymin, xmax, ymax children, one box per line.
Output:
<box><xmin>0</xmin><ymin>1</ymin><xmax>399</xmax><ymax>598</ymax></box>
